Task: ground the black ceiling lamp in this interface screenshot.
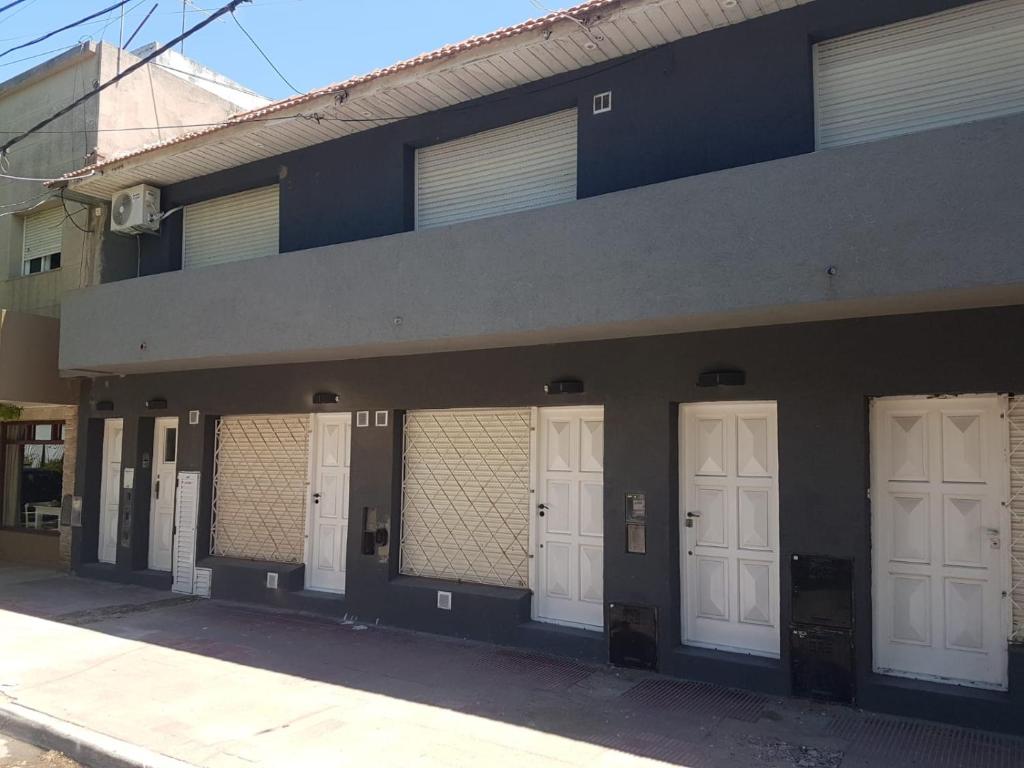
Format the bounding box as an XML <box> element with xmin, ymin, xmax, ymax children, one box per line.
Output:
<box><xmin>313</xmin><ymin>392</ymin><xmax>340</xmax><ymax>405</ymax></box>
<box><xmin>95</xmin><ymin>400</ymin><xmax>115</xmax><ymax>412</ymax></box>
<box><xmin>145</xmin><ymin>397</ymin><xmax>168</xmax><ymax>410</ymax></box>
<box><xmin>545</xmin><ymin>378</ymin><xmax>584</xmax><ymax>395</ymax></box>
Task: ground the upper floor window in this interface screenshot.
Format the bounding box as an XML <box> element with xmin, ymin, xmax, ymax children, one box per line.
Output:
<box><xmin>814</xmin><ymin>0</ymin><xmax>1024</xmax><ymax>149</ymax></box>
<box><xmin>415</xmin><ymin>109</ymin><xmax>577</xmax><ymax>230</ymax></box>
<box><xmin>21</xmin><ymin>207</ymin><xmax>63</xmax><ymax>276</ymax></box>
<box><xmin>182</xmin><ymin>185</ymin><xmax>279</xmax><ymax>270</ymax></box>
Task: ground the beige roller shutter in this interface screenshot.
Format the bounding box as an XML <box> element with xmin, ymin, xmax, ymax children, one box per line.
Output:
<box><xmin>415</xmin><ymin>109</ymin><xmax>577</xmax><ymax>230</ymax></box>
<box><xmin>183</xmin><ymin>185</ymin><xmax>279</xmax><ymax>269</ymax></box>
<box><xmin>211</xmin><ymin>414</ymin><xmax>311</xmax><ymax>563</ymax></box>
<box><xmin>401</xmin><ymin>408</ymin><xmax>532</xmax><ymax>588</ymax></box>
<box><xmin>22</xmin><ymin>207</ymin><xmax>63</xmax><ymax>260</ymax></box>
<box><xmin>814</xmin><ymin>0</ymin><xmax>1024</xmax><ymax>148</ymax></box>
<box><xmin>1010</xmin><ymin>396</ymin><xmax>1024</xmax><ymax>643</ymax></box>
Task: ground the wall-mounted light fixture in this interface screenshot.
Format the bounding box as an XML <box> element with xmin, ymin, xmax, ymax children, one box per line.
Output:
<box><xmin>697</xmin><ymin>370</ymin><xmax>745</xmax><ymax>388</ymax></box>
<box><xmin>145</xmin><ymin>398</ymin><xmax>168</xmax><ymax>410</ymax></box>
<box><xmin>545</xmin><ymin>379</ymin><xmax>584</xmax><ymax>395</ymax></box>
<box><xmin>95</xmin><ymin>400</ymin><xmax>114</xmax><ymax>412</ymax></box>
<box><xmin>313</xmin><ymin>392</ymin><xmax>340</xmax><ymax>405</ymax></box>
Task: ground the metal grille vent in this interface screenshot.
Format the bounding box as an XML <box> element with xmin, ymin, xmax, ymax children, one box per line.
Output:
<box><xmin>1009</xmin><ymin>396</ymin><xmax>1024</xmax><ymax>642</ymax></box>
<box><xmin>211</xmin><ymin>415</ymin><xmax>311</xmax><ymax>563</ymax></box>
<box><xmin>400</xmin><ymin>409</ymin><xmax>531</xmax><ymax>588</ymax></box>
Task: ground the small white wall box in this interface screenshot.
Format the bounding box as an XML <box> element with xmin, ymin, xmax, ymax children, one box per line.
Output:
<box><xmin>593</xmin><ymin>91</ymin><xmax>612</xmax><ymax>114</ymax></box>
<box><xmin>356</xmin><ymin>411</ymin><xmax>370</xmax><ymax>427</ymax></box>
<box><xmin>266</xmin><ymin>572</ymin><xmax>279</xmax><ymax>589</ymax></box>
<box><xmin>375</xmin><ymin>410</ymin><xmax>389</xmax><ymax>427</ymax></box>
<box><xmin>110</xmin><ymin>184</ymin><xmax>161</xmax><ymax>235</ymax></box>
<box><xmin>188</xmin><ymin>410</ymin><xmax>200</xmax><ymax>425</ymax></box>
<box><xmin>437</xmin><ymin>590</ymin><xmax>452</xmax><ymax>610</ymax></box>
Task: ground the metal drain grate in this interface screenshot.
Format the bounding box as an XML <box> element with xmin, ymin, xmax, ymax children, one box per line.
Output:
<box><xmin>474</xmin><ymin>648</ymin><xmax>594</xmax><ymax>690</ymax></box>
<box><xmin>620</xmin><ymin>678</ymin><xmax>769</xmax><ymax>722</ymax></box>
<box><xmin>827</xmin><ymin>713</ymin><xmax>1024</xmax><ymax>768</ymax></box>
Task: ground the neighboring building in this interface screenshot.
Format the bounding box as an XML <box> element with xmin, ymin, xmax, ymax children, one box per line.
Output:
<box><xmin>0</xmin><ymin>41</ymin><xmax>261</xmax><ymax>569</ymax></box>
<box><xmin>55</xmin><ymin>0</ymin><xmax>1024</xmax><ymax>732</ymax></box>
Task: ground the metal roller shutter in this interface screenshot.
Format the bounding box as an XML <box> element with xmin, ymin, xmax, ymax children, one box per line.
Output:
<box><xmin>183</xmin><ymin>185</ymin><xmax>279</xmax><ymax>269</ymax></box>
<box><xmin>415</xmin><ymin>109</ymin><xmax>577</xmax><ymax>230</ymax></box>
<box><xmin>22</xmin><ymin>207</ymin><xmax>63</xmax><ymax>259</ymax></box>
<box><xmin>211</xmin><ymin>414</ymin><xmax>311</xmax><ymax>563</ymax></box>
<box><xmin>401</xmin><ymin>408</ymin><xmax>532</xmax><ymax>588</ymax></box>
<box><xmin>1010</xmin><ymin>396</ymin><xmax>1024</xmax><ymax>643</ymax></box>
<box><xmin>814</xmin><ymin>0</ymin><xmax>1024</xmax><ymax>149</ymax></box>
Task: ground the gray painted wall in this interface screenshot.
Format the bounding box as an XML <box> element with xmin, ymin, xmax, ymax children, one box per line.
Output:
<box><xmin>61</xmin><ymin>112</ymin><xmax>1024</xmax><ymax>374</ymax></box>
<box><xmin>71</xmin><ymin>305</ymin><xmax>1024</xmax><ymax>732</ymax></box>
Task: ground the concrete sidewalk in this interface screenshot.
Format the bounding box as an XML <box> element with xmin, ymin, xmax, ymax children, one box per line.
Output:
<box><xmin>1</xmin><ymin>566</ymin><xmax>1022</xmax><ymax>768</ymax></box>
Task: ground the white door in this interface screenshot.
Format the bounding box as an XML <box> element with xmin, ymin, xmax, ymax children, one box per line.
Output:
<box><xmin>872</xmin><ymin>395</ymin><xmax>1009</xmax><ymax>690</ymax></box>
<box><xmin>680</xmin><ymin>402</ymin><xmax>780</xmax><ymax>657</ymax></box>
<box><xmin>535</xmin><ymin>407</ymin><xmax>604</xmax><ymax>630</ymax></box>
<box><xmin>148</xmin><ymin>417</ymin><xmax>178</xmax><ymax>572</ymax></box>
<box><xmin>98</xmin><ymin>418</ymin><xmax>123</xmax><ymax>565</ymax></box>
<box><xmin>306</xmin><ymin>414</ymin><xmax>351</xmax><ymax>593</ymax></box>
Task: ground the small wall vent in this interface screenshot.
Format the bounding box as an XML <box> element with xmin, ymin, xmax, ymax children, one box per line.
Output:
<box><xmin>356</xmin><ymin>411</ymin><xmax>370</xmax><ymax>428</ymax></box>
<box><xmin>189</xmin><ymin>410</ymin><xmax>200</xmax><ymax>426</ymax></box>
<box><xmin>375</xmin><ymin>410</ymin><xmax>389</xmax><ymax>427</ymax></box>
<box><xmin>266</xmin><ymin>572</ymin><xmax>279</xmax><ymax>589</ymax></box>
<box><xmin>437</xmin><ymin>590</ymin><xmax>452</xmax><ymax>611</ymax></box>
<box><xmin>593</xmin><ymin>91</ymin><xmax>612</xmax><ymax>114</ymax></box>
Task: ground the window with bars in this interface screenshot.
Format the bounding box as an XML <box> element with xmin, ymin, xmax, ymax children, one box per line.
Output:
<box><xmin>400</xmin><ymin>409</ymin><xmax>532</xmax><ymax>588</ymax></box>
<box><xmin>210</xmin><ymin>415</ymin><xmax>311</xmax><ymax>563</ymax></box>
<box><xmin>1009</xmin><ymin>396</ymin><xmax>1024</xmax><ymax>643</ymax></box>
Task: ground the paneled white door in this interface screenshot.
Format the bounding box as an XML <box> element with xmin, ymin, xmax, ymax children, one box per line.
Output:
<box><xmin>872</xmin><ymin>395</ymin><xmax>1009</xmax><ymax>690</ymax></box>
<box><xmin>98</xmin><ymin>418</ymin><xmax>123</xmax><ymax>565</ymax></box>
<box><xmin>307</xmin><ymin>414</ymin><xmax>351</xmax><ymax>593</ymax></box>
<box><xmin>148</xmin><ymin>417</ymin><xmax>178</xmax><ymax>571</ymax></box>
<box><xmin>680</xmin><ymin>403</ymin><xmax>780</xmax><ymax>657</ymax></box>
<box><xmin>535</xmin><ymin>407</ymin><xmax>604</xmax><ymax>630</ymax></box>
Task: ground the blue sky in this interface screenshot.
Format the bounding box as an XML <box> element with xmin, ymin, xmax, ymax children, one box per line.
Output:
<box><xmin>0</xmin><ymin>0</ymin><xmax>559</xmax><ymax>101</ymax></box>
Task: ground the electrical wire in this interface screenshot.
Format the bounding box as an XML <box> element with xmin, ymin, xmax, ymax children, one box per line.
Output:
<box><xmin>0</xmin><ymin>0</ymin><xmax>30</xmax><ymax>16</ymax></box>
<box><xmin>229</xmin><ymin>9</ymin><xmax>300</xmax><ymax>94</ymax></box>
<box><xmin>60</xmin><ymin>187</ymin><xmax>92</xmax><ymax>233</ymax></box>
<box><xmin>0</xmin><ymin>42</ymin><xmax>84</xmax><ymax>69</ymax></box>
<box><xmin>0</xmin><ymin>0</ymin><xmax>252</xmax><ymax>155</ymax></box>
<box><xmin>0</xmin><ymin>0</ymin><xmax>130</xmax><ymax>59</ymax></box>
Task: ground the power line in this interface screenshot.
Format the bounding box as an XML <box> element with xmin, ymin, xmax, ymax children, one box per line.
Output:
<box><xmin>229</xmin><ymin>9</ymin><xmax>299</xmax><ymax>94</ymax></box>
<box><xmin>0</xmin><ymin>0</ymin><xmax>130</xmax><ymax>59</ymax></box>
<box><xmin>0</xmin><ymin>0</ymin><xmax>30</xmax><ymax>16</ymax></box>
<box><xmin>0</xmin><ymin>0</ymin><xmax>252</xmax><ymax>156</ymax></box>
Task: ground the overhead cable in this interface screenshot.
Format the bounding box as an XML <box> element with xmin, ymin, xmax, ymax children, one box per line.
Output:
<box><xmin>0</xmin><ymin>0</ymin><xmax>130</xmax><ymax>59</ymax></box>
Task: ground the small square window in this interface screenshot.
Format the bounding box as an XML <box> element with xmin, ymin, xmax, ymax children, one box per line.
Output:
<box><xmin>593</xmin><ymin>91</ymin><xmax>612</xmax><ymax>114</ymax></box>
<box><xmin>49</xmin><ymin>252</ymin><xmax>61</xmax><ymax>269</ymax></box>
<box><xmin>164</xmin><ymin>428</ymin><xmax>177</xmax><ymax>463</ymax></box>
<box><xmin>25</xmin><ymin>257</ymin><xmax>42</xmax><ymax>275</ymax></box>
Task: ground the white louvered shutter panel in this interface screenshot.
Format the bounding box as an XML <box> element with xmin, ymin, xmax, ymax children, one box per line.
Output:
<box><xmin>22</xmin><ymin>207</ymin><xmax>63</xmax><ymax>259</ymax></box>
<box><xmin>401</xmin><ymin>409</ymin><xmax>532</xmax><ymax>588</ymax></box>
<box><xmin>416</xmin><ymin>109</ymin><xmax>577</xmax><ymax>229</ymax></box>
<box><xmin>211</xmin><ymin>415</ymin><xmax>311</xmax><ymax>563</ymax></box>
<box><xmin>814</xmin><ymin>0</ymin><xmax>1024</xmax><ymax>149</ymax></box>
<box><xmin>183</xmin><ymin>185</ymin><xmax>279</xmax><ymax>269</ymax></box>
<box><xmin>1009</xmin><ymin>396</ymin><xmax>1024</xmax><ymax>644</ymax></box>
<box><xmin>172</xmin><ymin>471</ymin><xmax>200</xmax><ymax>595</ymax></box>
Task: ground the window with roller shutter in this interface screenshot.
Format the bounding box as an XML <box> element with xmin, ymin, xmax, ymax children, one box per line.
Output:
<box><xmin>415</xmin><ymin>109</ymin><xmax>577</xmax><ymax>230</ymax></box>
<box><xmin>183</xmin><ymin>185</ymin><xmax>279</xmax><ymax>270</ymax></box>
<box><xmin>814</xmin><ymin>0</ymin><xmax>1024</xmax><ymax>149</ymax></box>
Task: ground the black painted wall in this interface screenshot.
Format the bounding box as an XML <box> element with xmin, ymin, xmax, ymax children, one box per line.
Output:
<box><xmin>72</xmin><ymin>305</ymin><xmax>1024</xmax><ymax>732</ymax></box>
<box><xmin>101</xmin><ymin>0</ymin><xmax>985</xmax><ymax>282</ymax></box>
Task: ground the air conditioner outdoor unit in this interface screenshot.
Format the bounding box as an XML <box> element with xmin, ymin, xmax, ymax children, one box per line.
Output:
<box><xmin>110</xmin><ymin>184</ymin><xmax>161</xmax><ymax>235</ymax></box>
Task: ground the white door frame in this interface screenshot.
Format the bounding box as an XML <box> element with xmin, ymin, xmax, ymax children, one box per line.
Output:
<box><xmin>148</xmin><ymin>416</ymin><xmax>179</xmax><ymax>572</ymax></box>
<box><xmin>304</xmin><ymin>413</ymin><xmax>351</xmax><ymax>594</ymax></box>
<box><xmin>530</xmin><ymin>405</ymin><xmax>605</xmax><ymax>631</ymax></box>
<box><xmin>870</xmin><ymin>393</ymin><xmax>1011</xmax><ymax>690</ymax></box>
<box><xmin>98</xmin><ymin>418</ymin><xmax>123</xmax><ymax>565</ymax></box>
<box><xmin>678</xmin><ymin>401</ymin><xmax>781</xmax><ymax>658</ymax></box>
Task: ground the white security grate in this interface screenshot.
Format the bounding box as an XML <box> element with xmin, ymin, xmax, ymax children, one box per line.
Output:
<box><xmin>211</xmin><ymin>414</ymin><xmax>311</xmax><ymax>563</ymax></box>
<box><xmin>1009</xmin><ymin>396</ymin><xmax>1024</xmax><ymax>643</ymax></box>
<box><xmin>401</xmin><ymin>409</ymin><xmax>532</xmax><ymax>588</ymax></box>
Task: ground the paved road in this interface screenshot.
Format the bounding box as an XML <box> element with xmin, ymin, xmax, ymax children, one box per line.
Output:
<box><xmin>0</xmin><ymin>732</ymin><xmax>79</xmax><ymax>768</ymax></box>
<box><xmin>1</xmin><ymin>564</ymin><xmax>1022</xmax><ymax>768</ymax></box>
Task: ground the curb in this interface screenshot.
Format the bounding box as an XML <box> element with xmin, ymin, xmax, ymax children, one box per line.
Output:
<box><xmin>0</xmin><ymin>700</ymin><xmax>196</xmax><ymax>768</ymax></box>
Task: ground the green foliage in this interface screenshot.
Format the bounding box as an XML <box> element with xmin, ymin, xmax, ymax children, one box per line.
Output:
<box><xmin>0</xmin><ymin>403</ymin><xmax>23</xmax><ymax>421</ymax></box>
